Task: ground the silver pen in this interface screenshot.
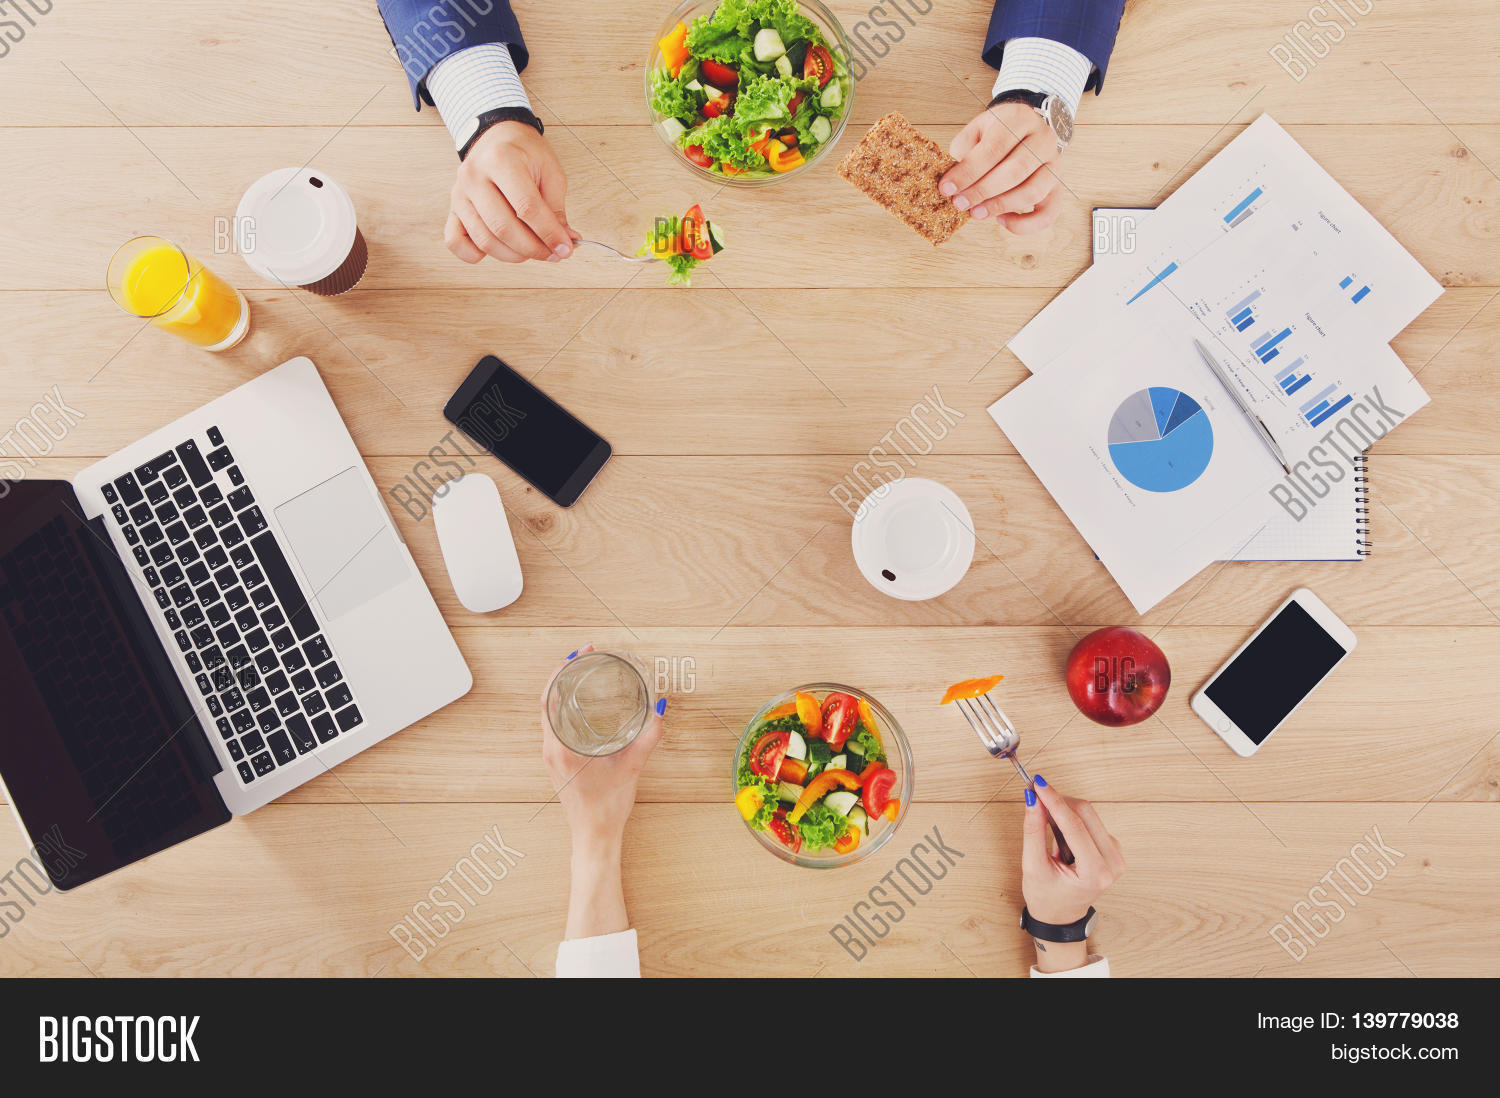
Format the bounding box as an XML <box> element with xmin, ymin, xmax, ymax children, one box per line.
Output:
<box><xmin>1193</xmin><ymin>339</ymin><xmax>1292</xmax><ymax>475</ymax></box>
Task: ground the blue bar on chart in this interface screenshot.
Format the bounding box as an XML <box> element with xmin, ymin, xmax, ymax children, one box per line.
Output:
<box><xmin>1126</xmin><ymin>261</ymin><xmax>1178</xmax><ymax>304</ymax></box>
<box><xmin>1275</xmin><ymin>358</ymin><xmax>1311</xmax><ymax>395</ymax></box>
<box><xmin>1339</xmin><ymin>276</ymin><xmax>1353</xmax><ymax>289</ymax></box>
<box><xmin>1223</xmin><ymin>187</ymin><xmax>1263</xmax><ymax>224</ymax></box>
<box><xmin>1255</xmin><ymin>327</ymin><xmax>1292</xmax><ymax>362</ymax></box>
<box><xmin>1300</xmin><ymin>383</ymin><xmax>1338</xmax><ymax>417</ymax></box>
<box><xmin>1309</xmin><ymin>394</ymin><xmax>1353</xmax><ymax>427</ymax></box>
<box><xmin>1351</xmin><ymin>285</ymin><xmax>1370</xmax><ymax>304</ymax></box>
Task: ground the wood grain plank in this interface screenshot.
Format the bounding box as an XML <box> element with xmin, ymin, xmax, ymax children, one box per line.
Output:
<box><xmin>1</xmin><ymin>289</ymin><xmax>1494</xmax><ymax>459</ymax></box>
<box><xmin>1</xmin><ymin>124</ymin><xmax>1494</xmax><ymax>291</ymax></box>
<box><xmin>1</xmin><ymin>802</ymin><xmax>1493</xmax><ymax>977</ymax></box>
<box><xmin>3</xmin><ymin>1</ymin><xmax>1497</xmax><ymax>128</ymax></box>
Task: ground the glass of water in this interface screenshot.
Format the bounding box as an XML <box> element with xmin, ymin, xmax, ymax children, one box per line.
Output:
<box><xmin>545</xmin><ymin>651</ymin><xmax>656</xmax><ymax>757</ymax></box>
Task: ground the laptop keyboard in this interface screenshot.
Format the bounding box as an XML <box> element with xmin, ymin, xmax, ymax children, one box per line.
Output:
<box><xmin>100</xmin><ymin>426</ymin><xmax>364</xmax><ymax>786</ymax></box>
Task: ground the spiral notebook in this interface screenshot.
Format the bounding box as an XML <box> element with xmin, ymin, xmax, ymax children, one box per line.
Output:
<box><xmin>1093</xmin><ymin>207</ymin><xmax>1371</xmax><ymax>562</ymax></box>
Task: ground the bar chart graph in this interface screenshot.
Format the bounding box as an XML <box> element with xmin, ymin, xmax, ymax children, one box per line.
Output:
<box><xmin>1126</xmin><ymin>261</ymin><xmax>1179</xmax><ymax>305</ymax></box>
<box><xmin>1251</xmin><ymin>325</ymin><xmax>1293</xmax><ymax>364</ymax></box>
<box><xmin>1300</xmin><ymin>381</ymin><xmax>1353</xmax><ymax>428</ymax></box>
<box><xmin>1222</xmin><ymin>186</ymin><xmax>1264</xmax><ymax>228</ymax></box>
<box><xmin>1340</xmin><ymin>274</ymin><xmax>1371</xmax><ymax>303</ymax></box>
<box><xmin>1226</xmin><ymin>289</ymin><xmax>1261</xmax><ymax>331</ymax></box>
<box><xmin>1275</xmin><ymin>357</ymin><xmax>1312</xmax><ymax>396</ymax></box>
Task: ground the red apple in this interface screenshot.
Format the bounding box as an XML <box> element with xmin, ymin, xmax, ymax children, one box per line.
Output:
<box><xmin>1065</xmin><ymin>627</ymin><xmax>1170</xmax><ymax>726</ymax></box>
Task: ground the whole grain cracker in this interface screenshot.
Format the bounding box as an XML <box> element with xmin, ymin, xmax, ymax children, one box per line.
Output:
<box><xmin>837</xmin><ymin>112</ymin><xmax>966</xmax><ymax>245</ymax></box>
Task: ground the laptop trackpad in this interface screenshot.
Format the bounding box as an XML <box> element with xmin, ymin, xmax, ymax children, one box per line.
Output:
<box><xmin>274</xmin><ymin>468</ymin><xmax>410</xmax><ymax>622</ymax></box>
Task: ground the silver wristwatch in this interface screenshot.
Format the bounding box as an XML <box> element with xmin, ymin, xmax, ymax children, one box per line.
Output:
<box><xmin>990</xmin><ymin>89</ymin><xmax>1074</xmax><ymax>153</ymax></box>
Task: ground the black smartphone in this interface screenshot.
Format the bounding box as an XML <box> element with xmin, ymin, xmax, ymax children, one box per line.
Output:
<box><xmin>443</xmin><ymin>355</ymin><xmax>611</xmax><ymax>508</ymax></box>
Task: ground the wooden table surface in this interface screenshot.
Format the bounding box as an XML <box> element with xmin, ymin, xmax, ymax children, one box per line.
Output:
<box><xmin>1</xmin><ymin>0</ymin><xmax>1497</xmax><ymax>978</ymax></box>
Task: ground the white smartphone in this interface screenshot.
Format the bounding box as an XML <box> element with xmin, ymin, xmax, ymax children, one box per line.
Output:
<box><xmin>1191</xmin><ymin>588</ymin><xmax>1357</xmax><ymax>757</ymax></box>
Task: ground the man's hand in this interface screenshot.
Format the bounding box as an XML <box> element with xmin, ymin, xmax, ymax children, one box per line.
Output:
<box><xmin>939</xmin><ymin>101</ymin><xmax>1065</xmax><ymax>234</ymax></box>
<box><xmin>446</xmin><ymin>120</ymin><xmax>581</xmax><ymax>264</ymax></box>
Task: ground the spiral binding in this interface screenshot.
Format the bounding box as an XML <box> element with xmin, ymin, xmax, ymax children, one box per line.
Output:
<box><xmin>1353</xmin><ymin>453</ymin><xmax>1371</xmax><ymax>556</ymax></box>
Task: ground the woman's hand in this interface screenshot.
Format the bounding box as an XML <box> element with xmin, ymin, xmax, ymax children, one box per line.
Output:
<box><xmin>1022</xmin><ymin>776</ymin><xmax>1125</xmax><ymax>971</ymax></box>
<box><xmin>540</xmin><ymin>646</ymin><xmax>666</xmax><ymax>858</ymax></box>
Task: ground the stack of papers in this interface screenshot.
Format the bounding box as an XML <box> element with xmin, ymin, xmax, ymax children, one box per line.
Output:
<box><xmin>989</xmin><ymin>115</ymin><xmax>1442</xmax><ymax>613</ymax></box>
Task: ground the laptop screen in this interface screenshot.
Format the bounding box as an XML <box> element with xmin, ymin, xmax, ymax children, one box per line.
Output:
<box><xmin>0</xmin><ymin>480</ymin><xmax>228</xmax><ymax>890</ymax></box>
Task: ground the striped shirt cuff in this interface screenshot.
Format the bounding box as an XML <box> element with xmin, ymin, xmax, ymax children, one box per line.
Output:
<box><xmin>427</xmin><ymin>42</ymin><xmax>532</xmax><ymax>152</ymax></box>
<box><xmin>991</xmin><ymin>37</ymin><xmax>1094</xmax><ymax>119</ymax></box>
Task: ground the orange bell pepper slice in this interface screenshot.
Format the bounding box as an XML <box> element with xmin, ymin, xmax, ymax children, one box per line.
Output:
<box><xmin>761</xmin><ymin>701</ymin><xmax>797</xmax><ymax>722</ymax></box>
<box><xmin>833</xmin><ymin>825</ymin><xmax>862</xmax><ymax>854</ymax></box>
<box><xmin>883</xmin><ymin>798</ymin><xmax>900</xmax><ymax>821</ymax></box>
<box><xmin>787</xmin><ymin>768</ymin><xmax>859</xmax><ymax>823</ymax></box>
<box><xmin>940</xmin><ymin>675</ymin><xmax>1005</xmax><ymax>705</ymax></box>
<box><xmin>795</xmin><ymin>691</ymin><xmax>823</xmax><ymax>739</ymax></box>
<box><xmin>658</xmin><ymin>22</ymin><xmax>690</xmax><ymax>77</ymax></box>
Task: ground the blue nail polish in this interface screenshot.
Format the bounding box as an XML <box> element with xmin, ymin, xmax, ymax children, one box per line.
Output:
<box><xmin>1025</xmin><ymin>788</ymin><xmax>1036</xmax><ymax>808</ymax></box>
<box><xmin>655</xmin><ymin>697</ymin><xmax>667</xmax><ymax>716</ymax></box>
<box><xmin>566</xmin><ymin>651</ymin><xmax>577</xmax><ymax>660</ymax></box>
<box><xmin>1034</xmin><ymin>774</ymin><xmax>1048</xmax><ymax>788</ymax></box>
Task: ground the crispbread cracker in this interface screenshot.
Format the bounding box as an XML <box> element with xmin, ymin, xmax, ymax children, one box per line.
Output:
<box><xmin>837</xmin><ymin>113</ymin><xmax>966</xmax><ymax>245</ymax></box>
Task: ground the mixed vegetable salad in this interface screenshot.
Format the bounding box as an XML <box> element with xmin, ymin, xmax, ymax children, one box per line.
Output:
<box><xmin>651</xmin><ymin>0</ymin><xmax>851</xmax><ymax>178</ymax></box>
<box><xmin>735</xmin><ymin>689</ymin><xmax>902</xmax><ymax>856</ymax></box>
<box><xmin>638</xmin><ymin>203</ymin><xmax>726</xmax><ymax>286</ymax></box>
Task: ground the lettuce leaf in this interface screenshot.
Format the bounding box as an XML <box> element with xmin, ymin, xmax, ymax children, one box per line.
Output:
<box><xmin>851</xmin><ymin>725</ymin><xmax>886</xmax><ymax>764</ymax></box>
<box><xmin>796</xmin><ymin>802</ymin><xmax>850</xmax><ymax>850</ymax></box>
<box><xmin>650</xmin><ymin>69</ymin><xmax>701</xmax><ymax>126</ymax></box>
<box><xmin>734</xmin><ymin>74</ymin><xmax>794</xmax><ymax>122</ymax></box>
<box><xmin>738</xmin><ymin>775</ymin><xmax>781</xmax><ymax>829</ymax></box>
<box><xmin>686</xmin><ymin>113</ymin><xmax>766</xmax><ymax>172</ymax></box>
<box><xmin>753</xmin><ymin>0</ymin><xmax>821</xmax><ymax>46</ymax></box>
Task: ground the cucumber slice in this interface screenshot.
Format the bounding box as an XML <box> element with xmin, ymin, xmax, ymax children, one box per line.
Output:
<box><xmin>824</xmin><ymin>790</ymin><xmax>859</xmax><ymax>817</ymax></box>
<box><xmin>828</xmin><ymin>754</ymin><xmax>848</xmax><ymax>771</ymax></box>
<box><xmin>699</xmin><ymin>82</ymin><xmax>726</xmax><ymax>99</ymax></box>
<box><xmin>785</xmin><ymin>41</ymin><xmax>809</xmax><ymax>70</ymax></box>
<box><xmin>785</xmin><ymin>729</ymin><xmax>807</xmax><ymax>761</ymax></box>
<box><xmin>753</xmin><ymin>27</ymin><xmax>787</xmax><ymax>61</ymax></box>
<box><xmin>846</xmin><ymin>736</ymin><xmax>865</xmax><ymax>757</ymax></box>
<box><xmin>819</xmin><ymin>81</ymin><xmax>841</xmax><ymax>110</ymax></box>
<box><xmin>660</xmin><ymin>117</ymin><xmax>687</xmax><ymax>142</ymax></box>
<box><xmin>774</xmin><ymin>54</ymin><xmax>793</xmax><ymax>79</ymax></box>
<box><xmin>809</xmin><ymin>114</ymin><xmax>832</xmax><ymax>144</ymax></box>
<box><xmin>847</xmin><ymin>807</ymin><xmax>869</xmax><ymax>835</ymax></box>
<box><xmin>707</xmin><ymin>220</ymin><xmax>727</xmax><ymax>255</ymax></box>
<box><xmin>777</xmin><ymin>781</ymin><xmax>803</xmax><ymax>804</ymax></box>
<box><xmin>684</xmin><ymin>79</ymin><xmax>703</xmax><ymax>93</ymax></box>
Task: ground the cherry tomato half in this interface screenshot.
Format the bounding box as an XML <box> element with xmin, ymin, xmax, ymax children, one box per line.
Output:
<box><xmin>768</xmin><ymin>808</ymin><xmax>802</xmax><ymax>852</ymax></box>
<box><xmin>700</xmin><ymin>58</ymin><xmax>739</xmax><ymax>89</ymax></box>
<box><xmin>821</xmin><ymin>692</ymin><xmax>859</xmax><ymax>750</ymax></box>
<box><xmin>748</xmin><ymin>730</ymin><xmax>789</xmax><ymax>780</ymax></box>
<box><xmin>804</xmin><ymin>44</ymin><xmax>834</xmax><ymax>88</ymax></box>
<box><xmin>862</xmin><ymin>766</ymin><xmax>898</xmax><ymax>819</ymax></box>
<box><xmin>684</xmin><ymin>144</ymin><xmax>714</xmax><ymax>169</ymax></box>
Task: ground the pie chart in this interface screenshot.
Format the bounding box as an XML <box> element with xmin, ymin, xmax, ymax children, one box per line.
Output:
<box><xmin>1107</xmin><ymin>387</ymin><xmax>1214</xmax><ymax>493</ymax></box>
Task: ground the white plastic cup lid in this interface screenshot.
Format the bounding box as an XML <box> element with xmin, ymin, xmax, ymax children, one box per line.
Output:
<box><xmin>236</xmin><ymin>168</ymin><xmax>359</xmax><ymax>286</ymax></box>
<box><xmin>851</xmin><ymin>478</ymin><xmax>976</xmax><ymax>601</ymax></box>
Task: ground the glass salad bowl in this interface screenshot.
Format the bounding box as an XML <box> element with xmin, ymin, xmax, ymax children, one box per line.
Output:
<box><xmin>733</xmin><ymin>683</ymin><xmax>914</xmax><ymax>868</ymax></box>
<box><xmin>645</xmin><ymin>0</ymin><xmax>856</xmax><ymax>186</ymax></box>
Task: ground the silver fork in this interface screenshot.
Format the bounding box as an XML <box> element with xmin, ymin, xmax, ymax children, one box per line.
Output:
<box><xmin>574</xmin><ymin>239</ymin><xmax>659</xmax><ymax>263</ymax></box>
<box><xmin>956</xmin><ymin>693</ymin><xmax>1074</xmax><ymax>865</ymax></box>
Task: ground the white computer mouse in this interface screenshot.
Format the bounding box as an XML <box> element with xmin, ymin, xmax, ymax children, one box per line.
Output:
<box><xmin>432</xmin><ymin>474</ymin><xmax>523</xmax><ymax>613</ymax></box>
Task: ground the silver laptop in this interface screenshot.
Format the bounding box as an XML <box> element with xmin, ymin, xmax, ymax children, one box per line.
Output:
<box><xmin>0</xmin><ymin>357</ymin><xmax>470</xmax><ymax>887</ymax></box>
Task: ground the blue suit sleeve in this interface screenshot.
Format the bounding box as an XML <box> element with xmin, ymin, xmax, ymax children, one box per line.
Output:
<box><xmin>378</xmin><ymin>0</ymin><xmax>529</xmax><ymax>110</ymax></box>
<box><xmin>982</xmin><ymin>0</ymin><xmax>1127</xmax><ymax>93</ymax></box>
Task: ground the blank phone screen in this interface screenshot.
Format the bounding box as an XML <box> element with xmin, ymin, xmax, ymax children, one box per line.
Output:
<box><xmin>448</xmin><ymin>359</ymin><xmax>603</xmax><ymax>501</ymax></box>
<box><xmin>1205</xmin><ymin>600</ymin><xmax>1348</xmax><ymax>744</ymax></box>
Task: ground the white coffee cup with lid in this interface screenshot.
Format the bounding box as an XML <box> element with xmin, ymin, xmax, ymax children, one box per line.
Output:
<box><xmin>236</xmin><ymin>168</ymin><xmax>368</xmax><ymax>295</ymax></box>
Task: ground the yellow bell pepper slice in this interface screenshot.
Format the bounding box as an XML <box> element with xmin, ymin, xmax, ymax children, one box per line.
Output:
<box><xmin>659</xmin><ymin>22</ymin><xmax>690</xmax><ymax>77</ymax></box>
<box><xmin>734</xmin><ymin>784</ymin><xmax>764</xmax><ymax>822</ymax></box>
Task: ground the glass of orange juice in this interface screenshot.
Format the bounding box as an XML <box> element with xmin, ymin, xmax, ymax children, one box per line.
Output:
<box><xmin>106</xmin><ymin>236</ymin><xmax>251</xmax><ymax>351</ymax></box>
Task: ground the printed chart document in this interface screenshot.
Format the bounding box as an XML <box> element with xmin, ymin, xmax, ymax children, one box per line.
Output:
<box><xmin>990</xmin><ymin>115</ymin><xmax>1440</xmax><ymax>612</ymax></box>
